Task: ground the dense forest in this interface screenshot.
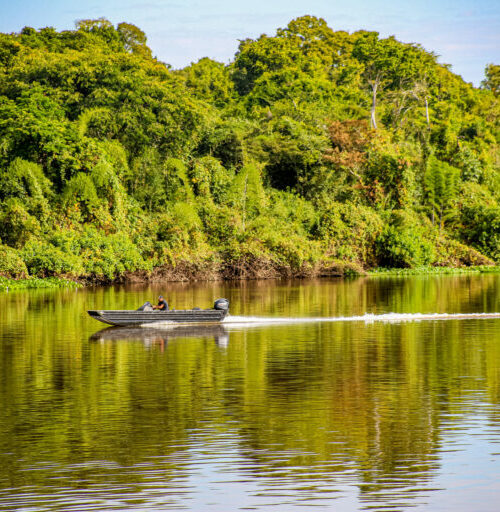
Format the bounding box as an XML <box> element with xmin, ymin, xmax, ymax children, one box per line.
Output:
<box><xmin>0</xmin><ymin>16</ymin><xmax>499</xmax><ymax>281</ymax></box>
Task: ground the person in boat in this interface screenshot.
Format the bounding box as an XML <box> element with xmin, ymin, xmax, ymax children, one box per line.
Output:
<box><xmin>153</xmin><ymin>295</ymin><xmax>169</xmax><ymax>311</ymax></box>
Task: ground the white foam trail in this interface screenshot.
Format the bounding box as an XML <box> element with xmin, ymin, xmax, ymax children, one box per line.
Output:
<box><xmin>223</xmin><ymin>312</ymin><xmax>500</xmax><ymax>327</ymax></box>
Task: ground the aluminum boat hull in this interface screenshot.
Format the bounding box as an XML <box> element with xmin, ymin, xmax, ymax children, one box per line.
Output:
<box><xmin>88</xmin><ymin>308</ymin><xmax>228</xmax><ymax>326</ymax></box>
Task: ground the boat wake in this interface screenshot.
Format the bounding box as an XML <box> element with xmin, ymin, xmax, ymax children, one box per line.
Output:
<box><xmin>223</xmin><ymin>312</ymin><xmax>500</xmax><ymax>327</ymax></box>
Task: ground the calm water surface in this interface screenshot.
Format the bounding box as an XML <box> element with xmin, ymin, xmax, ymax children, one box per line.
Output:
<box><xmin>1</xmin><ymin>275</ymin><xmax>500</xmax><ymax>511</ymax></box>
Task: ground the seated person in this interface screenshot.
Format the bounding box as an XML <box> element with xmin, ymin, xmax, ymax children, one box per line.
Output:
<box><xmin>153</xmin><ymin>295</ymin><xmax>169</xmax><ymax>311</ymax></box>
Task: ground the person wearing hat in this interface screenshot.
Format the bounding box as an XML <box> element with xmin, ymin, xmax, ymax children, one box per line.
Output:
<box><xmin>153</xmin><ymin>295</ymin><xmax>169</xmax><ymax>311</ymax></box>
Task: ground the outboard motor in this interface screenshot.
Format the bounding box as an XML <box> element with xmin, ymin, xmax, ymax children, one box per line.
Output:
<box><xmin>137</xmin><ymin>301</ymin><xmax>153</xmax><ymax>311</ymax></box>
<box><xmin>214</xmin><ymin>298</ymin><xmax>229</xmax><ymax>311</ymax></box>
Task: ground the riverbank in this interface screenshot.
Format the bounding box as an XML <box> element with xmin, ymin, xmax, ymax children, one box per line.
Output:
<box><xmin>109</xmin><ymin>259</ymin><xmax>364</xmax><ymax>284</ymax></box>
<box><xmin>3</xmin><ymin>263</ymin><xmax>500</xmax><ymax>291</ymax></box>
<box><xmin>367</xmin><ymin>266</ymin><xmax>500</xmax><ymax>276</ymax></box>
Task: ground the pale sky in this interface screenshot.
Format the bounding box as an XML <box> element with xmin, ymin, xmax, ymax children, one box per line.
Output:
<box><xmin>0</xmin><ymin>0</ymin><xmax>498</xmax><ymax>85</ymax></box>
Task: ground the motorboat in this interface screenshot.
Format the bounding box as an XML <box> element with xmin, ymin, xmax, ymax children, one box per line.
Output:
<box><xmin>88</xmin><ymin>298</ymin><xmax>229</xmax><ymax>326</ymax></box>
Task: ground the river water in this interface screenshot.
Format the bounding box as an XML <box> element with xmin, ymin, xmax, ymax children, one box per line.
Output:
<box><xmin>1</xmin><ymin>275</ymin><xmax>500</xmax><ymax>511</ymax></box>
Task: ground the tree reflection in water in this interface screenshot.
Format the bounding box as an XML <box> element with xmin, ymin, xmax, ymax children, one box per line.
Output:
<box><xmin>0</xmin><ymin>275</ymin><xmax>499</xmax><ymax>510</ymax></box>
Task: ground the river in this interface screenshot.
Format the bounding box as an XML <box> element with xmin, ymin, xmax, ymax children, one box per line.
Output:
<box><xmin>1</xmin><ymin>274</ymin><xmax>500</xmax><ymax>511</ymax></box>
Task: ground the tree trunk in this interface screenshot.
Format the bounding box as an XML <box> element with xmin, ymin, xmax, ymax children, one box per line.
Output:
<box><xmin>425</xmin><ymin>96</ymin><xmax>430</xmax><ymax>128</ymax></box>
<box><xmin>242</xmin><ymin>174</ymin><xmax>248</xmax><ymax>232</ymax></box>
<box><xmin>370</xmin><ymin>81</ymin><xmax>378</xmax><ymax>130</ymax></box>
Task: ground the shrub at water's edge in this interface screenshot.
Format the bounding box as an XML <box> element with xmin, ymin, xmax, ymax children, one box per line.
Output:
<box><xmin>0</xmin><ymin>18</ymin><xmax>498</xmax><ymax>283</ymax></box>
<box><xmin>0</xmin><ymin>276</ymin><xmax>81</xmax><ymax>291</ymax></box>
<box><xmin>368</xmin><ymin>266</ymin><xmax>500</xmax><ymax>276</ymax></box>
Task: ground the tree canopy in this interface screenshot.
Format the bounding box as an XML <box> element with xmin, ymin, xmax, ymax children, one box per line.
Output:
<box><xmin>0</xmin><ymin>17</ymin><xmax>498</xmax><ymax>279</ymax></box>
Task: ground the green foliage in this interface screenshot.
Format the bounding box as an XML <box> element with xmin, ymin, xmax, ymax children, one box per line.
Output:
<box><xmin>197</xmin><ymin>118</ymin><xmax>254</xmax><ymax>169</ymax></box>
<box><xmin>227</xmin><ymin>163</ymin><xmax>267</xmax><ymax>224</ymax></box>
<box><xmin>0</xmin><ymin>244</ymin><xmax>28</xmax><ymax>277</ymax></box>
<box><xmin>482</xmin><ymin>64</ymin><xmax>499</xmax><ymax>95</ymax></box>
<box><xmin>0</xmin><ymin>198</ymin><xmax>41</xmax><ymax>247</ymax></box>
<box><xmin>352</xmin><ymin>32</ymin><xmax>436</xmax><ymax>130</ymax></box>
<box><xmin>376</xmin><ymin>211</ymin><xmax>435</xmax><ymax>268</ymax></box>
<box><xmin>451</xmin><ymin>143</ymin><xmax>483</xmax><ymax>182</ymax></box>
<box><xmin>188</xmin><ymin>156</ymin><xmax>235</xmax><ymax>202</ymax></box>
<box><xmin>76</xmin><ymin>18</ymin><xmax>119</xmax><ymax>40</ymax></box>
<box><xmin>0</xmin><ymin>276</ymin><xmax>79</xmax><ymax>290</ymax></box>
<box><xmin>365</xmin><ymin>149</ymin><xmax>417</xmax><ymax>209</ymax></box>
<box><xmin>165</xmin><ymin>158</ymin><xmax>194</xmax><ymax>202</ymax></box>
<box><xmin>117</xmin><ymin>22</ymin><xmax>152</xmax><ymax>58</ymax></box>
<box><xmin>181</xmin><ymin>58</ymin><xmax>234</xmax><ymax>107</ymax></box>
<box><xmin>0</xmin><ymin>158</ymin><xmax>52</xmax><ymax>203</ymax></box>
<box><xmin>0</xmin><ymin>17</ymin><xmax>498</xmax><ymax>279</ymax></box>
<box><xmin>78</xmin><ymin>228</ymin><xmax>147</xmax><ymax>278</ymax></box>
<box><xmin>0</xmin><ymin>159</ymin><xmax>52</xmax><ymax>234</ymax></box>
<box><xmin>128</xmin><ymin>148</ymin><xmax>167</xmax><ymax>210</ymax></box>
<box><xmin>63</xmin><ymin>172</ymin><xmax>99</xmax><ymax>212</ymax></box>
<box><xmin>197</xmin><ymin>202</ymin><xmax>241</xmax><ymax>247</ymax></box>
<box><xmin>22</xmin><ymin>239</ymin><xmax>83</xmax><ymax>277</ymax></box>
<box><xmin>369</xmin><ymin>265</ymin><xmax>500</xmax><ymax>275</ymax></box>
<box><xmin>315</xmin><ymin>201</ymin><xmax>383</xmax><ymax>263</ymax></box>
<box><xmin>255</xmin><ymin>117</ymin><xmax>328</xmax><ymax>192</ymax></box>
<box><xmin>170</xmin><ymin>202</ymin><xmax>203</xmax><ymax>235</ymax></box>
<box><xmin>424</xmin><ymin>156</ymin><xmax>460</xmax><ymax>226</ymax></box>
<box><xmin>458</xmin><ymin>182</ymin><xmax>500</xmax><ymax>260</ymax></box>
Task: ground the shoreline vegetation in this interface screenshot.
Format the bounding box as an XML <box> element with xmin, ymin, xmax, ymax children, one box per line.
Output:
<box><xmin>0</xmin><ymin>276</ymin><xmax>80</xmax><ymax>291</ymax></box>
<box><xmin>2</xmin><ymin>264</ymin><xmax>499</xmax><ymax>291</ymax></box>
<box><xmin>0</xmin><ymin>17</ymin><xmax>499</xmax><ymax>284</ymax></box>
<box><xmin>367</xmin><ymin>265</ymin><xmax>500</xmax><ymax>276</ymax></box>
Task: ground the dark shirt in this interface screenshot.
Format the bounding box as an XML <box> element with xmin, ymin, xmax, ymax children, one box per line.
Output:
<box><xmin>157</xmin><ymin>298</ymin><xmax>168</xmax><ymax>311</ymax></box>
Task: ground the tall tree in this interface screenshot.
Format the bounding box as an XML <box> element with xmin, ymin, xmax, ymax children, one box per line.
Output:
<box><xmin>482</xmin><ymin>64</ymin><xmax>500</xmax><ymax>95</ymax></box>
<box><xmin>117</xmin><ymin>22</ymin><xmax>152</xmax><ymax>58</ymax></box>
<box><xmin>353</xmin><ymin>32</ymin><xmax>437</xmax><ymax>130</ymax></box>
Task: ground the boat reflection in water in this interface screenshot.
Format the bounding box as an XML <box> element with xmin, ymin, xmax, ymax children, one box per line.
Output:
<box><xmin>89</xmin><ymin>324</ymin><xmax>229</xmax><ymax>348</ymax></box>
